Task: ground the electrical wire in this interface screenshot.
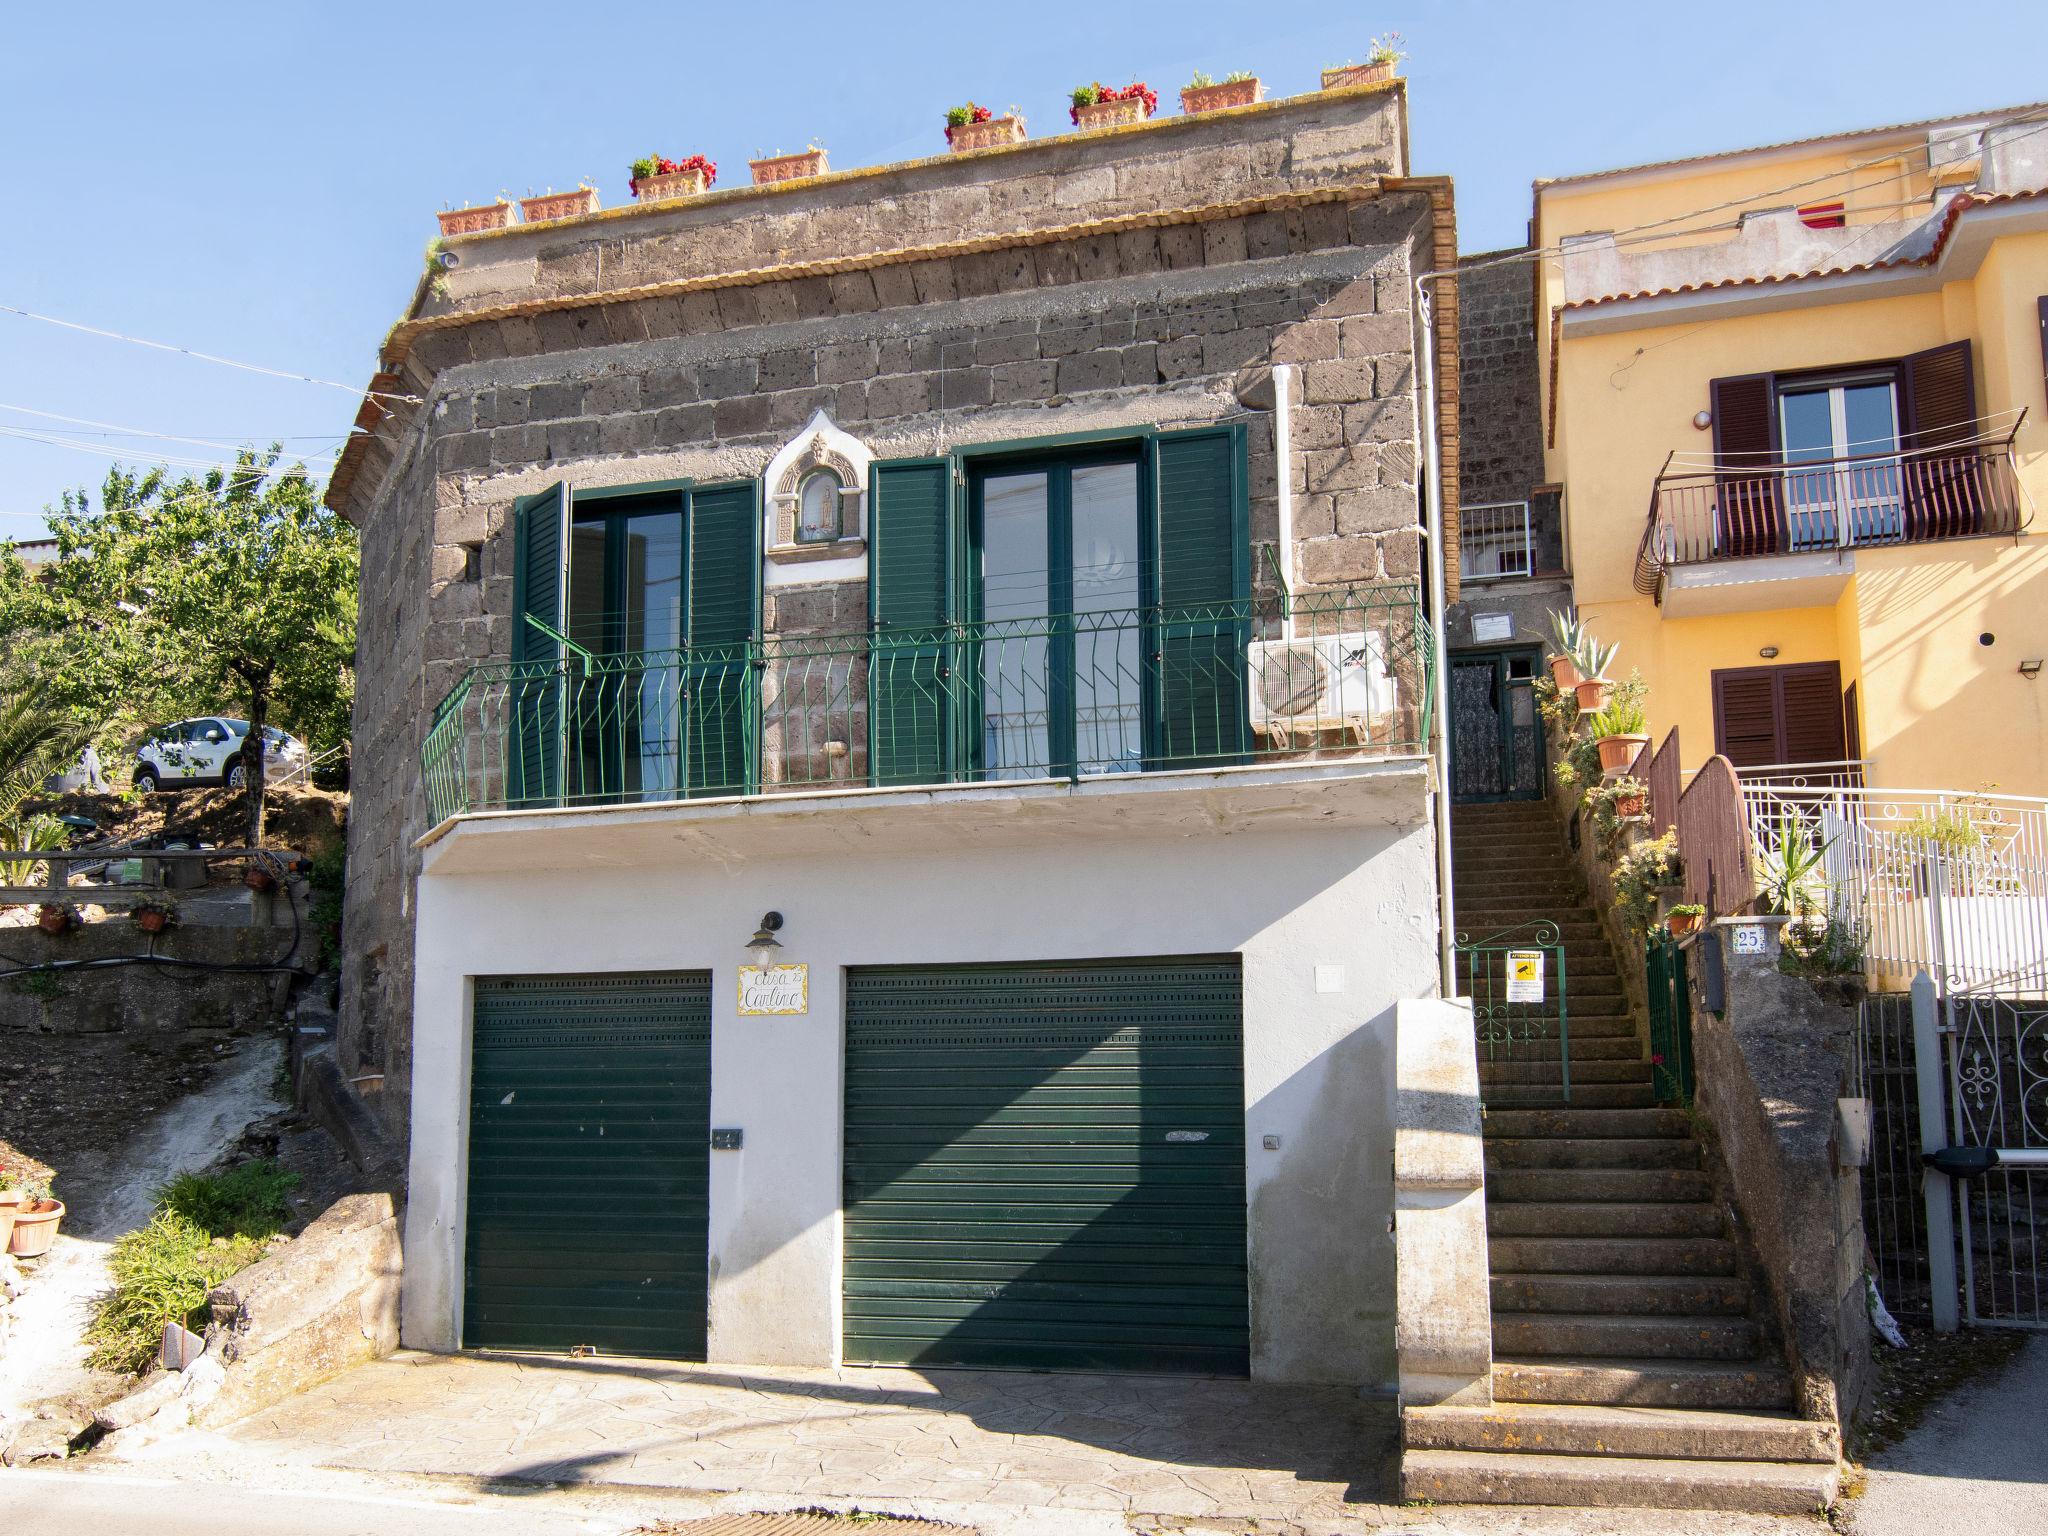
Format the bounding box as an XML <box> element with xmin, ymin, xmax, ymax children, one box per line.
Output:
<box><xmin>0</xmin><ymin>303</ymin><xmax>422</xmax><ymax>405</ymax></box>
<box><xmin>0</xmin><ymin>403</ymin><xmax>352</xmax><ymax>453</ymax></box>
<box><xmin>0</xmin><ymin>423</ymin><xmax>338</xmax><ymax>476</ymax></box>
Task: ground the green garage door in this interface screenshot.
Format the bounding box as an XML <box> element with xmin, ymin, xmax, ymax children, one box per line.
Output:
<box><xmin>843</xmin><ymin>958</ymin><xmax>1248</xmax><ymax>1374</ymax></box>
<box><xmin>465</xmin><ymin>972</ymin><xmax>711</xmax><ymax>1358</ymax></box>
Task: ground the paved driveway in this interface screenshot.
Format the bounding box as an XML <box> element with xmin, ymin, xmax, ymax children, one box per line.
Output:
<box><xmin>220</xmin><ymin>1351</ymin><xmax>1391</xmax><ymax>1525</ymax></box>
<box><xmin>1848</xmin><ymin>1333</ymin><xmax>2048</xmax><ymax>1536</ymax></box>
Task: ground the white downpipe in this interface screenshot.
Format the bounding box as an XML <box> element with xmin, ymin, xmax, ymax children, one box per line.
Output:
<box><xmin>1414</xmin><ymin>273</ymin><xmax>1457</xmax><ymax>997</ymax></box>
<box><xmin>1273</xmin><ymin>363</ymin><xmax>1297</xmax><ymax>639</ymax></box>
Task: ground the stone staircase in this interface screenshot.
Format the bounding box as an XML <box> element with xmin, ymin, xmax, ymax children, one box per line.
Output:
<box><xmin>1401</xmin><ymin>799</ymin><xmax>1840</xmax><ymax>1514</ymax></box>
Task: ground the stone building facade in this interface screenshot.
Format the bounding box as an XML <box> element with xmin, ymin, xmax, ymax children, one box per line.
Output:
<box><xmin>326</xmin><ymin>82</ymin><xmax>1462</xmax><ymax>1383</ymax></box>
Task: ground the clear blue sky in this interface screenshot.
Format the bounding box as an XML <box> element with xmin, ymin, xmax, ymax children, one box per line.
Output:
<box><xmin>4</xmin><ymin>0</ymin><xmax>2044</xmax><ymax>535</ymax></box>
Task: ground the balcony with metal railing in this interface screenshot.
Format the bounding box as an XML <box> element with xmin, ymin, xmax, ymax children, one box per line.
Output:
<box><xmin>420</xmin><ymin>582</ymin><xmax>1434</xmax><ymax>827</ymax></box>
<box><xmin>1633</xmin><ymin>418</ymin><xmax>2029</xmax><ymax>612</ymax></box>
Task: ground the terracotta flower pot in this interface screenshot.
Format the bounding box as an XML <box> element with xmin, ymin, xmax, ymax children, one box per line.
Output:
<box><xmin>1073</xmin><ymin>97</ymin><xmax>1148</xmax><ymax>131</ymax></box>
<box><xmin>1573</xmin><ymin>677</ymin><xmax>1614</xmax><ymax>713</ymax></box>
<box><xmin>36</xmin><ymin>905</ymin><xmax>70</xmax><ymax>936</ymax></box>
<box><xmin>947</xmin><ymin>115</ymin><xmax>1026</xmax><ymax>153</ymax></box>
<box><xmin>134</xmin><ymin>907</ymin><xmax>171</xmax><ymax>934</ymax></box>
<box><xmin>436</xmin><ymin>202</ymin><xmax>511</xmax><ymax>237</ymax></box>
<box><xmin>1548</xmin><ymin>653</ymin><xmax>1584</xmax><ymax>691</ymax></box>
<box><xmin>633</xmin><ymin>167</ymin><xmax>708</xmax><ymax>203</ymax></box>
<box><xmin>1615</xmin><ymin>793</ymin><xmax>1647</xmax><ymax>819</ymax></box>
<box><xmin>1322</xmin><ymin>61</ymin><xmax>1396</xmax><ymax>89</ymax></box>
<box><xmin>1597</xmin><ymin>733</ymin><xmax>1650</xmax><ymax>773</ymax></box>
<box><xmin>9</xmin><ymin>1198</ymin><xmax>63</xmax><ymax>1257</ymax></box>
<box><xmin>749</xmin><ymin>149</ymin><xmax>827</xmax><ymax>185</ymax></box>
<box><xmin>1669</xmin><ymin>911</ymin><xmax>1704</xmax><ymax>938</ymax></box>
<box><xmin>243</xmin><ymin>867</ymin><xmax>278</xmax><ymax>894</ymax></box>
<box><xmin>519</xmin><ymin>188</ymin><xmax>600</xmax><ymax>224</ymax></box>
<box><xmin>0</xmin><ymin>1205</ymin><xmax>15</xmax><ymax>1254</ymax></box>
<box><xmin>1180</xmin><ymin>79</ymin><xmax>1263</xmax><ymax>114</ymax></box>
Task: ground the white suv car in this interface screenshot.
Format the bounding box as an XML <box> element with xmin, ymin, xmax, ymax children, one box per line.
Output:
<box><xmin>133</xmin><ymin>718</ymin><xmax>309</xmax><ymax>793</ymax></box>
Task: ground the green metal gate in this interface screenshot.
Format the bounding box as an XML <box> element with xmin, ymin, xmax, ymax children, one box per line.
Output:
<box><xmin>842</xmin><ymin>958</ymin><xmax>1249</xmax><ymax>1375</ymax></box>
<box><xmin>1645</xmin><ymin>938</ymin><xmax>1696</xmax><ymax>1104</ymax></box>
<box><xmin>1456</xmin><ymin>922</ymin><xmax>1571</xmax><ymax>1104</ymax></box>
<box><xmin>465</xmin><ymin>972</ymin><xmax>712</xmax><ymax>1358</ymax></box>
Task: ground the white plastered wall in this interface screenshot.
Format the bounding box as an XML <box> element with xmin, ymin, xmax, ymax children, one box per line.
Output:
<box><xmin>402</xmin><ymin>787</ymin><xmax>1438</xmax><ymax>1386</ymax></box>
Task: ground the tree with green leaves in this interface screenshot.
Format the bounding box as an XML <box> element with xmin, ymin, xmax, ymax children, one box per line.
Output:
<box><xmin>0</xmin><ymin>677</ymin><xmax>86</xmax><ymax>883</ymax></box>
<box><xmin>0</xmin><ymin>452</ymin><xmax>358</xmax><ymax>846</ymax></box>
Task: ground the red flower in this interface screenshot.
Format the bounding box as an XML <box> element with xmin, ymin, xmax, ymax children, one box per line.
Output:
<box><xmin>1071</xmin><ymin>81</ymin><xmax>1157</xmax><ymax>124</ymax></box>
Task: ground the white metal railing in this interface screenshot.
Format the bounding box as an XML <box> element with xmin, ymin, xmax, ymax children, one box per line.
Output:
<box><xmin>1737</xmin><ymin>770</ymin><xmax>2048</xmax><ymax>989</ymax></box>
<box><xmin>1459</xmin><ymin>501</ymin><xmax>1534</xmax><ymax>582</ymax></box>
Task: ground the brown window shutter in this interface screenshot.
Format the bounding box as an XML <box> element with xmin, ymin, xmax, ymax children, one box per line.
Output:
<box><xmin>1843</xmin><ymin>682</ymin><xmax>1862</xmax><ymax>764</ymax></box>
<box><xmin>1777</xmin><ymin>661</ymin><xmax>1846</xmax><ymax>765</ymax></box>
<box><xmin>2038</xmin><ymin>297</ymin><xmax>2047</xmax><ymax>405</ymax></box>
<box><xmin>1711</xmin><ymin>667</ymin><xmax>1782</xmax><ymax>767</ymax></box>
<box><xmin>1710</xmin><ymin>373</ymin><xmax>1780</xmax><ymax>557</ymax></box>
<box><xmin>1900</xmin><ymin>340</ymin><xmax>1980</xmax><ymax>536</ymax></box>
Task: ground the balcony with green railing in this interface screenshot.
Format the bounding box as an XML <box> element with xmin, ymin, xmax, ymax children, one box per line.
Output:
<box><xmin>420</xmin><ymin>581</ymin><xmax>1433</xmax><ymax>825</ymax></box>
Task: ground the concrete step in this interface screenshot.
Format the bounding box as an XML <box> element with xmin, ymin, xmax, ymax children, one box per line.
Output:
<box><xmin>1399</xmin><ymin>1447</ymin><xmax>1838</xmax><ymax>1514</ymax></box>
<box><xmin>1489</xmin><ymin>1235</ymin><xmax>1738</xmax><ymax>1276</ymax></box>
<box><xmin>1454</xmin><ymin>877</ymin><xmax>1585</xmax><ymax>899</ymax></box>
<box><xmin>1492</xmin><ymin>1311</ymin><xmax>1762</xmax><ymax>1362</ymax></box>
<box><xmin>1493</xmin><ymin>1357</ymin><xmax>1798</xmax><ymax>1411</ymax></box>
<box><xmin>1495</xmin><ymin>1012</ymin><xmax>1635</xmax><ymax>1040</ymax></box>
<box><xmin>1403</xmin><ymin>1401</ymin><xmax>1839</xmax><ymax>1463</ymax></box>
<box><xmin>1489</xmin><ymin>1201</ymin><xmax>1724</xmax><ymax>1239</ymax></box>
<box><xmin>1481</xmin><ymin>1084</ymin><xmax>1661</xmax><ymax>1110</ymax></box>
<box><xmin>1455</xmin><ymin>917</ymin><xmax>1608</xmax><ymax>940</ymax></box>
<box><xmin>1486</xmin><ymin>1137</ymin><xmax>1702</xmax><ymax>1171</ymax></box>
<box><xmin>1497</xmin><ymin>1036</ymin><xmax>1644</xmax><ymax>1063</ymax></box>
<box><xmin>1489</xmin><ymin>1167</ymin><xmax>1713</xmax><ymax>1203</ymax></box>
<box><xmin>1478</xmin><ymin>1059</ymin><xmax>1652</xmax><ymax>1086</ymax></box>
<box><xmin>1492</xmin><ymin>1272</ymin><xmax>1752</xmax><ymax>1317</ymax></box>
<box><xmin>1484</xmin><ymin>1107</ymin><xmax>1691</xmax><ymax>1139</ymax></box>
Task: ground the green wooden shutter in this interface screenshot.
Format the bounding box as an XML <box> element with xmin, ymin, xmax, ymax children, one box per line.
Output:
<box><xmin>509</xmin><ymin>483</ymin><xmax>568</xmax><ymax>805</ymax></box>
<box><xmin>1149</xmin><ymin>427</ymin><xmax>1249</xmax><ymax>767</ymax></box>
<box><xmin>684</xmin><ymin>481</ymin><xmax>759</xmax><ymax>797</ymax></box>
<box><xmin>843</xmin><ymin>958</ymin><xmax>1249</xmax><ymax>1374</ymax></box>
<box><xmin>868</xmin><ymin>458</ymin><xmax>957</xmax><ymax>787</ymax></box>
<box><xmin>465</xmin><ymin>972</ymin><xmax>712</xmax><ymax>1359</ymax></box>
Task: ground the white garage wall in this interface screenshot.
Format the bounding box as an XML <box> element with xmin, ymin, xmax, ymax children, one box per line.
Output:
<box><xmin>402</xmin><ymin>807</ymin><xmax>1438</xmax><ymax>1387</ymax></box>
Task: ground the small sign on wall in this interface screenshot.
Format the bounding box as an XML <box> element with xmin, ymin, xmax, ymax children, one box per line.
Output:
<box><xmin>1505</xmin><ymin>950</ymin><xmax>1546</xmax><ymax>1003</ymax></box>
<box><xmin>738</xmin><ymin>964</ymin><xmax>810</xmax><ymax>1015</ymax></box>
<box><xmin>1471</xmin><ymin>613</ymin><xmax>1514</xmax><ymax>644</ymax></box>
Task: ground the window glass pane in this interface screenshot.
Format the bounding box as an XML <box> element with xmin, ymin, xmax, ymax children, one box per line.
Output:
<box><xmin>1778</xmin><ymin>390</ymin><xmax>1834</xmax><ymax>463</ymax></box>
<box><xmin>567</xmin><ymin>521</ymin><xmax>609</xmax><ymax>652</ymax></box>
<box><xmin>980</xmin><ymin>472</ymin><xmax>1050</xmax><ymax>780</ymax></box>
<box><xmin>1779</xmin><ymin>389</ymin><xmax>1838</xmax><ymax>551</ymax></box>
<box><xmin>1841</xmin><ymin>383</ymin><xmax>1902</xmax><ymax>542</ymax></box>
<box><xmin>1842</xmin><ymin>383</ymin><xmax>1898</xmax><ymax>456</ymax></box>
<box><xmin>1070</xmin><ymin>462</ymin><xmax>1142</xmax><ymax>775</ymax></box>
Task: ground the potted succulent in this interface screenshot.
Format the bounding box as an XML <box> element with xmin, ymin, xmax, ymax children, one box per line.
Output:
<box><xmin>750</xmin><ymin>145</ymin><xmax>828</xmax><ymax>185</ymax></box>
<box><xmin>35</xmin><ymin>902</ymin><xmax>75</xmax><ymax>937</ymax></box>
<box><xmin>945</xmin><ymin>103</ymin><xmax>1025</xmax><ymax>152</ymax></box>
<box><xmin>1590</xmin><ymin>697</ymin><xmax>1651</xmax><ymax>773</ymax></box>
<box><xmin>1071</xmin><ymin>81</ymin><xmax>1158</xmax><ymax>131</ymax></box>
<box><xmin>436</xmin><ymin>200</ymin><xmax>512</xmax><ymax>237</ymax></box>
<box><xmin>519</xmin><ymin>183</ymin><xmax>600</xmax><ymax>223</ymax></box>
<box><xmin>1612</xmin><ymin>779</ymin><xmax>1649</xmax><ymax>819</ymax></box>
<box><xmin>1667</xmin><ymin>903</ymin><xmax>1707</xmax><ymax>939</ymax></box>
<box><xmin>631</xmin><ymin>154</ymin><xmax>718</xmax><ymax>202</ymax></box>
<box><xmin>1180</xmin><ymin>70</ymin><xmax>1262</xmax><ymax>115</ymax></box>
<box><xmin>1546</xmin><ymin>610</ymin><xmax>1586</xmax><ymax>691</ymax></box>
<box><xmin>1323</xmin><ymin>34</ymin><xmax>1405</xmax><ymax>89</ymax></box>
<box><xmin>131</xmin><ymin>896</ymin><xmax>177</xmax><ymax>935</ymax></box>
<box><xmin>243</xmin><ymin>865</ymin><xmax>279</xmax><ymax>895</ymax></box>
<box><xmin>9</xmin><ymin>1181</ymin><xmax>64</xmax><ymax>1257</ymax></box>
<box><xmin>1574</xmin><ymin>674</ymin><xmax>1616</xmax><ymax>713</ymax></box>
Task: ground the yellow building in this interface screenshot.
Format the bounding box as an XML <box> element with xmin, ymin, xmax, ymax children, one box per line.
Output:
<box><xmin>1535</xmin><ymin>105</ymin><xmax>2048</xmax><ymax>795</ymax></box>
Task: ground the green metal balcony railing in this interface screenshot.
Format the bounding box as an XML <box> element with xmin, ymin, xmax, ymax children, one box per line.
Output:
<box><xmin>420</xmin><ymin>582</ymin><xmax>1434</xmax><ymax>823</ymax></box>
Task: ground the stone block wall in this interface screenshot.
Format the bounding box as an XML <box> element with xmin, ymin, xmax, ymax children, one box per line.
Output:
<box><xmin>1454</xmin><ymin>249</ymin><xmax>1544</xmax><ymax>512</ymax></box>
<box><xmin>331</xmin><ymin>90</ymin><xmax>1448</xmax><ymax>1140</ymax></box>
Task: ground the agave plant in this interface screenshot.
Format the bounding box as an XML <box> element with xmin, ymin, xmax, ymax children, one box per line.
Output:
<box><xmin>1573</xmin><ymin>633</ymin><xmax>1620</xmax><ymax>681</ymax></box>
<box><xmin>1755</xmin><ymin>810</ymin><xmax>1832</xmax><ymax>917</ymax></box>
<box><xmin>1546</xmin><ymin>609</ymin><xmax>1583</xmax><ymax>660</ymax></box>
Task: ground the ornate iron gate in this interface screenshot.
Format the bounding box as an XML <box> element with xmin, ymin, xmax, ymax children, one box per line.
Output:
<box><xmin>1449</xmin><ymin>650</ymin><xmax>1545</xmax><ymax>803</ymax></box>
<box><xmin>1456</xmin><ymin>922</ymin><xmax>1570</xmax><ymax>1104</ymax></box>
<box><xmin>1945</xmin><ymin>984</ymin><xmax>2048</xmax><ymax>1327</ymax></box>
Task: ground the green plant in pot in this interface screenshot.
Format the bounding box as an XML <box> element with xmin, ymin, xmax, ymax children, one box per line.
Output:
<box><xmin>1667</xmin><ymin>902</ymin><xmax>1706</xmax><ymax>938</ymax></box>
<box><xmin>1571</xmin><ymin>634</ymin><xmax>1620</xmax><ymax>712</ymax></box>
<box><xmin>8</xmin><ymin>1177</ymin><xmax>64</xmax><ymax>1257</ymax></box>
<box><xmin>1546</xmin><ymin>610</ymin><xmax>1586</xmax><ymax>691</ymax></box>
<box><xmin>131</xmin><ymin>896</ymin><xmax>177</xmax><ymax>935</ymax></box>
<box><xmin>1589</xmin><ymin>695</ymin><xmax>1650</xmax><ymax>773</ymax></box>
<box><xmin>1755</xmin><ymin>810</ymin><xmax>1832</xmax><ymax>918</ymax></box>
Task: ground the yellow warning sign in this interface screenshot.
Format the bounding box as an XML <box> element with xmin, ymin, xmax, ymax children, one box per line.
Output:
<box><xmin>1505</xmin><ymin>950</ymin><xmax>1545</xmax><ymax>1003</ymax></box>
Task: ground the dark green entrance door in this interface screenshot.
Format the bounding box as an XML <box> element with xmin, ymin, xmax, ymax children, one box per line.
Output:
<box><xmin>1450</xmin><ymin>647</ymin><xmax>1545</xmax><ymax>802</ymax></box>
<box><xmin>842</xmin><ymin>958</ymin><xmax>1249</xmax><ymax>1374</ymax></box>
<box><xmin>464</xmin><ymin>972</ymin><xmax>712</xmax><ymax>1358</ymax></box>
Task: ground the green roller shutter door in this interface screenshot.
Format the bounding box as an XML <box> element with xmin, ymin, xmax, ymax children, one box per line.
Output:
<box><xmin>465</xmin><ymin>972</ymin><xmax>712</xmax><ymax>1358</ymax></box>
<box><xmin>843</xmin><ymin>958</ymin><xmax>1249</xmax><ymax>1374</ymax></box>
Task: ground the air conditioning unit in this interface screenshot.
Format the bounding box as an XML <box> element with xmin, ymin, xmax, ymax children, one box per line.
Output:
<box><xmin>1247</xmin><ymin>632</ymin><xmax>1396</xmax><ymax>742</ymax></box>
